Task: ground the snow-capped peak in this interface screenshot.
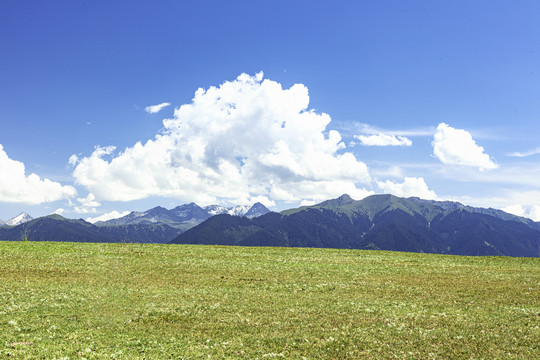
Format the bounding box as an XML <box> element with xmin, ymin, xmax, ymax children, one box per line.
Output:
<box><xmin>203</xmin><ymin>203</ymin><xmax>270</xmax><ymax>217</ymax></box>
<box><xmin>6</xmin><ymin>212</ymin><xmax>34</xmax><ymax>226</ymax></box>
<box><xmin>204</xmin><ymin>205</ymin><xmax>230</xmax><ymax>216</ymax></box>
<box><xmin>244</xmin><ymin>202</ymin><xmax>270</xmax><ymax>218</ymax></box>
<box><xmin>227</xmin><ymin>205</ymin><xmax>251</xmax><ymax>216</ymax></box>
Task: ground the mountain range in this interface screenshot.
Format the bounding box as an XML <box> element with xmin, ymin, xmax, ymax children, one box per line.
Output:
<box><xmin>0</xmin><ymin>202</ymin><xmax>270</xmax><ymax>244</ymax></box>
<box><xmin>96</xmin><ymin>202</ymin><xmax>270</xmax><ymax>230</ymax></box>
<box><xmin>2</xmin><ymin>195</ymin><xmax>540</xmax><ymax>257</ymax></box>
<box><xmin>171</xmin><ymin>194</ymin><xmax>540</xmax><ymax>257</ymax></box>
<box><xmin>0</xmin><ymin>214</ymin><xmax>179</xmax><ymax>244</ymax></box>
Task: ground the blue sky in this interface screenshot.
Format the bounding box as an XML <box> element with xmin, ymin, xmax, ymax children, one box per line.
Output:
<box><xmin>1</xmin><ymin>1</ymin><xmax>540</xmax><ymax>222</ymax></box>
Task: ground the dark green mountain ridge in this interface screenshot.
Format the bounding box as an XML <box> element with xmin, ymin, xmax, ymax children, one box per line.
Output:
<box><xmin>283</xmin><ymin>194</ymin><xmax>540</xmax><ymax>228</ymax></box>
<box><xmin>172</xmin><ymin>194</ymin><xmax>540</xmax><ymax>257</ymax></box>
<box><xmin>0</xmin><ymin>215</ymin><xmax>180</xmax><ymax>244</ymax></box>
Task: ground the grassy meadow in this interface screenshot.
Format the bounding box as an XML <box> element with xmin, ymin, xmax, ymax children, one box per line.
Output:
<box><xmin>0</xmin><ymin>241</ymin><xmax>538</xmax><ymax>359</ymax></box>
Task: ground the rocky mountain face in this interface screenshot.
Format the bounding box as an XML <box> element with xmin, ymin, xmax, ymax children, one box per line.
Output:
<box><xmin>171</xmin><ymin>194</ymin><xmax>540</xmax><ymax>257</ymax></box>
<box><xmin>243</xmin><ymin>202</ymin><xmax>272</xmax><ymax>218</ymax></box>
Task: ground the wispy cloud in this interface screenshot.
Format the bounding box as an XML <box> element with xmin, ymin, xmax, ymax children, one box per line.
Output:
<box><xmin>355</xmin><ymin>134</ymin><xmax>412</xmax><ymax>147</ymax></box>
<box><xmin>145</xmin><ymin>102</ymin><xmax>171</xmax><ymax>114</ymax></box>
<box><xmin>355</xmin><ymin>123</ymin><xmax>435</xmax><ymax>137</ymax></box>
<box><xmin>507</xmin><ymin>147</ymin><xmax>540</xmax><ymax>158</ymax></box>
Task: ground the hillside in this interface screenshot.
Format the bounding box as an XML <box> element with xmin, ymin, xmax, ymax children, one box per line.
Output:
<box><xmin>0</xmin><ymin>241</ymin><xmax>538</xmax><ymax>359</ymax></box>
<box><xmin>172</xmin><ymin>194</ymin><xmax>540</xmax><ymax>257</ymax></box>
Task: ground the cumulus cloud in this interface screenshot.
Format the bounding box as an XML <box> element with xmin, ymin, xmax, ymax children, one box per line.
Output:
<box><xmin>502</xmin><ymin>204</ymin><xmax>525</xmax><ymax>217</ymax></box>
<box><xmin>432</xmin><ymin>123</ymin><xmax>498</xmax><ymax>170</ymax></box>
<box><xmin>74</xmin><ymin>193</ymin><xmax>100</xmax><ymax>214</ymax></box>
<box><xmin>377</xmin><ymin>177</ymin><xmax>437</xmax><ymax>200</ymax></box>
<box><xmin>72</xmin><ymin>72</ymin><xmax>371</xmax><ymax>206</ymax></box>
<box><xmin>86</xmin><ymin>210</ymin><xmax>130</xmax><ymax>224</ymax></box>
<box><xmin>502</xmin><ymin>204</ymin><xmax>540</xmax><ymax>221</ymax></box>
<box><xmin>530</xmin><ymin>206</ymin><xmax>540</xmax><ymax>222</ymax></box>
<box><xmin>355</xmin><ymin>134</ymin><xmax>412</xmax><ymax>146</ymax></box>
<box><xmin>53</xmin><ymin>208</ymin><xmax>65</xmax><ymax>215</ymax></box>
<box><xmin>145</xmin><ymin>102</ymin><xmax>171</xmax><ymax>114</ymax></box>
<box><xmin>0</xmin><ymin>144</ymin><xmax>76</xmax><ymax>204</ymax></box>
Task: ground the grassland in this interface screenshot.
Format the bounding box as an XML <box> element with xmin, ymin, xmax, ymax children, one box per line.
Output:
<box><xmin>0</xmin><ymin>242</ymin><xmax>538</xmax><ymax>359</ymax></box>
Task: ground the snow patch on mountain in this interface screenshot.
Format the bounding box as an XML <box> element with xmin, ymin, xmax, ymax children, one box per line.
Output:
<box><xmin>6</xmin><ymin>212</ymin><xmax>33</xmax><ymax>226</ymax></box>
<box><xmin>228</xmin><ymin>205</ymin><xmax>252</xmax><ymax>216</ymax></box>
<box><xmin>99</xmin><ymin>202</ymin><xmax>270</xmax><ymax>227</ymax></box>
<box><xmin>204</xmin><ymin>203</ymin><xmax>269</xmax><ymax>217</ymax></box>
<box><xmin>204</xmin><ymin>205</ymin><xmax>230</xmax><ymax>216</ymax></box>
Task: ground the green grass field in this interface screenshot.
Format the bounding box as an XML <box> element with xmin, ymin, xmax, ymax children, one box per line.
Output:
<box><xmin>0</xmin><ymin>242</ymin><xmax>538</xmax><ymax>359</ymax></box>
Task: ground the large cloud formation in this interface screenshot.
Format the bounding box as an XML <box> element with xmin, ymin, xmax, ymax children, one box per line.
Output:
<box><xmin>432</xmin><ymin>123</ymin><xmax>498</xmax><ymax>170</ymax></box>
<box><xmin>0</xmin><ymin>144</ymin><xmax>76</xmax><ymax>204</ymax></box>
<box><xmin>71</xmin><ymin>73</ymin><xmax>372</xmax><ymax>206</ymax></box>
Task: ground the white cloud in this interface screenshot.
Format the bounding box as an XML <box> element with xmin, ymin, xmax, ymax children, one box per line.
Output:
<box><xmin>74</xmin><ymin>193</ymin><xmax>100</xmax><ymax>214</ymax></box>
<box><xmin>0</xmin><ymin>144</ymin><xmax>77</xmax><ymax>204</ymax></box>
<box><xmin>355</xmin><ymin>134</ymin><xmax>412</xmax><ymax>146</ymax></box>
<box><xmin>377</xmin><ymin>177</ymin><xmax>437</xmax><ymax>200</ymax></box>
<box><xmin>53</xmin><ymin>208</ymin><xmax>65</xmax><ymax>215</ymax></box>
<box><xmin>529</xmin><ymin>205</ymin><xmax>540</xmax><ymax>222</ymax></box>
<box><xmin>86</xmin><ymin>210</ymin><xmax>130</xmax><ymax>224</ymax></box>
<box><xmin>502</xmin><ymin>204</ymin><xmax>525</xmax><ymax>217</ymax></box>
<box><xmin>355</xmin><ymin>123</ymin><xmax>435</xmax><ymax>137</ymax></box>
<box><xmin>371</xmin><ymin>165</ymin><xmax>405</xmax><ymax>179</ymax></box>
<box><xmin>72</xmin><ymin>72</ymin><xmax>371</xmax><ymax>206</ymax></box>
<box><xmin>68</xmin><ymin>154</ymin><xmax>79</xmax><ymax>166</ymax></box>
<box><xmin>447</xmin><ymin>188</ymin><xmax>540</xmax><ymax>222</ymax></box>
<box><xmin>246</xmin><ymin>195</ymin><xmax>275</xmax><ymax>208</ymax></box>
<box><xmin>502</xmin><ymin>204</ymin><xmax>540</xmax><ymax>221</ymax></box>
<box><xmin>432</xmin><ymin>123</ymin><xmax>498</xmax><ymax>170</ymax></box>
<box><xmin>507</xmin><ymin>147</ymin><xmax>540</xmax><ymax>158</ymax></box>
<box><xmin>145</xmin><ymin>102</ymin><xmax>171</xmax><ymax>114</ymax></box>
